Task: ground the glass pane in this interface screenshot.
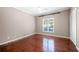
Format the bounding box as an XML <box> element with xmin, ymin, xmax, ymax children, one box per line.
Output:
<box><xmin>49</xmin><ymin>25</ymin><xmax>53</xmax><ymax>28</ymax></box>
<box><xmin>49</xmin><ymin>28</ymin><xmax>53</xmax><ymax>32</ymax></box>
<box><xmin>44</xmin><ymin>19</ymin><xmax>48</xmax><ymax>25</ymax></box>
<box><xmin>44</xmin><ymin>27</ymin><xmax>48</xmax><ymax>31</ymax></box>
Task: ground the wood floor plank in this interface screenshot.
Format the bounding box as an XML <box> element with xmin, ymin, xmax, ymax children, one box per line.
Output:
<box><xmin>0</xmin><ymin>34</ymin><xmax>78</xmax><ymax>52</ymax></box>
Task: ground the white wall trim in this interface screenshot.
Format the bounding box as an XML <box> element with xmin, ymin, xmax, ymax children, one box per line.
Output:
<box><xmin>70</xmin><ymin>37</ymin><xmax>76</xmax><ymax>46</ymax></box>
<box><xmin>70</xmin><ymin>38</ymin><xmax>78</xmax><ymax>51</ymax></box>
<box><xmin>0</xmin><ymin>33</ymin><xmax>35</xmax><ymax>45</ymax></box>
<box><xmin>36</xmin><ymin>33</ymin><xmax>70</xmax><ymax>39</ymax></box>
<box><xmin>76</xmin><ymin>46</ymin><xmax>79</xmax><ymax>51</ymax></box>
<box><xmin>0</xmin><ymin>33</ymin><xmax>70</xmax><ymax>45</ymax></box>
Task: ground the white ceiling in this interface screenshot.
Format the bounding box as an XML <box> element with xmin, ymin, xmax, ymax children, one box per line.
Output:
<box><xmin>15</xmin><ymin>7</ymin><xmax>70</xmax><ymax>16</ymax></box>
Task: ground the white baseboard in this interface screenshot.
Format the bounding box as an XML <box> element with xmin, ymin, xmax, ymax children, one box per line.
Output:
<box><xmin>0</xmin><ymin>33</ymin><xmax>70</xmax><ymax>45</ymax></box>
<box><xmin>37</xmin><ymin>33</ymin><xmax>70</xmax><ymax>39</ymax></box>
<box><xmin>0</xmin><ymin>33</ymin><xmax>35</xmax><ymax>45</ymax></box>
<box><xmin>76</xmin><ymin>46</ymin><xmax>79</xmax><ymax>51</ymax></box>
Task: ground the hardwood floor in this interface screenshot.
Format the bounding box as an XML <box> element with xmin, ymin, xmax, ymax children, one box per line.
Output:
<box><xmin>0</xmin><ymin>34</ymin><xmax>78</xmax><ymax>52</ymax></box>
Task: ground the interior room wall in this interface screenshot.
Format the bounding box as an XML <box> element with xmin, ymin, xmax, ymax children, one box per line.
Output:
<box><xmin>77</xmin><ymin>8</ymin><xmax>79</xmax><ymax>49</ymax></box>
<box><xmin>35</xmin><ymin>10</ymin><xmax>70</xmax><ymax>37</ymax></box>
<box><xmin>0</xmin><ymin>9</ymin><xmax>3</xmax><ymax>42</ymax></box>
<box><xmin>0</xmin><ymin>7</ymin><xmax>35</xmax><ymax>44</ymax></box>
<box><xmin>70</xmin><ymin>8</ymin><xmax>77</xmax><ymax>45</ymax></box>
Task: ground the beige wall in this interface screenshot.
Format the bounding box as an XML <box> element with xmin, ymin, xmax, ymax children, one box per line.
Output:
<box><xmin>77</xmin><ymin>8</ymin><xmax>79</xmax><ymax>48</ymax></box>
<box><xmin>70</xmin><ymin>8</ymin><xmax>77</xmax><ymax>45</ymax></box>
<box><xmin>36</xmin><ymin>10</ymin><xmax>70</xmax><ymax>37</ymax></box>
<box><xmin>0</xmin><ymin>9</ymin><xmax>3</xmax><ymax>41</ymax></box>
<box><xmin>0</xmin><ymin>7</ymin><xmax>35</xmax><ymax>43</ymax></box>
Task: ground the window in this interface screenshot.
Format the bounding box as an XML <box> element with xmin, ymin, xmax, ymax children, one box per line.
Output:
<box><xmin>43</xmin><ymin>18</ymin><xmax>54</xmax><ymax>33</ymax></box>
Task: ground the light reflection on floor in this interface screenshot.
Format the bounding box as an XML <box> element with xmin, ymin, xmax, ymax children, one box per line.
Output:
<box><xmin>43</xmin><ymin>38</ymin><xmax>54</xmax><ymax>52</ymax></box>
